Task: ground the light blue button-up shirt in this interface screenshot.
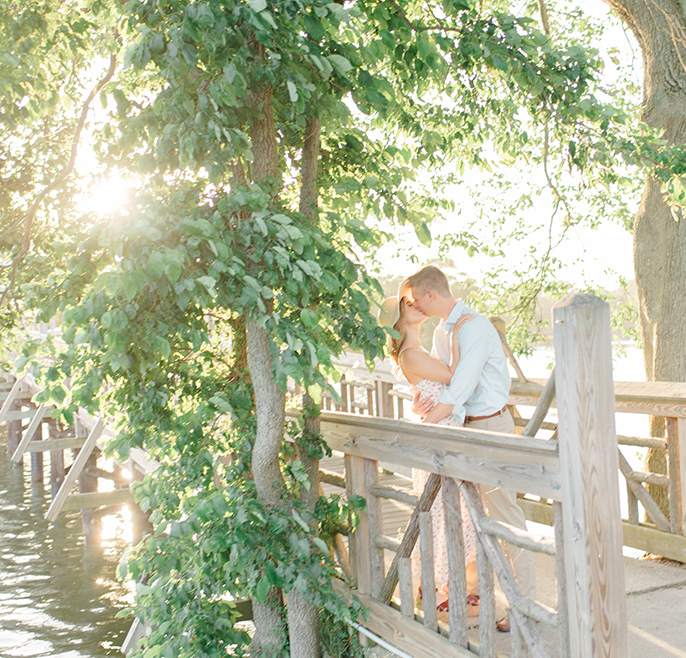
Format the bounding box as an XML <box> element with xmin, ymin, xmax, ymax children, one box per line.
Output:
<box><xmin>433</xmin><ymin>300</ymin><xmax>511</xmax><ymax>422</ymax></box>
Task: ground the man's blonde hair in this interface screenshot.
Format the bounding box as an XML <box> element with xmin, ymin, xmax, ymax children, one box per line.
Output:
<box><xmin>406</xmin><ymin>265</ymin><xmax>451</xmax><ymax>298</ymax></box>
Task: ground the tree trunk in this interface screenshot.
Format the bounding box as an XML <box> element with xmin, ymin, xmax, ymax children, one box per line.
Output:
<box><xmin>604</xmin><ymin>0</ymin><xmax>686</xmax><ymax>516</ymax></box>
<box><xmin>288</xmin><ymin>393</ymin><xmax>322</xmax><ymax>658</ymax></box>
<box><xmin>286</xmin><ymin>118</ymin><xmax>324</xmax><ymax>658</ymax></box>
<box><xmin>246</xmin><ymin>317</ymin><xmax>288</xmax><ymax>656</ymax></box>
<box><xmin>246</xmin><ymin>79</ymin><xmax>288</xmax><ymax>656</ymax></box>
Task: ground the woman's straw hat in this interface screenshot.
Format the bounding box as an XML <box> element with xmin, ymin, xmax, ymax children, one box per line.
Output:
<box><xmin>378</xmin><ymin>280</ymin><xmax>411</xmax><ymax>327</ymax></box>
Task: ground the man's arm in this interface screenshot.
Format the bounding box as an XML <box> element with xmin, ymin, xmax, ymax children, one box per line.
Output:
<box><xmin>438</xmin><ymin>319</ymin><xmax>491</xmax><ymax>410</ymax></box>
<box><xmin>422</xmin><ymin>401</ymin><xmax>453</xmax><ymax>424</ymax></box>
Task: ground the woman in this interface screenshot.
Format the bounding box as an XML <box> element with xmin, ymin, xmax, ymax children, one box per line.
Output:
<box><xmin>388</xmin><ymin>295</ymin><xmax>478</xmax><ymax>616</ymax></box>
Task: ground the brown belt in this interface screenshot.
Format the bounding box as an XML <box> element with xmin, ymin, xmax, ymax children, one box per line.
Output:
<box><xmin>465</xmin><ymin>405</ymin><xmax>508</xmax><ymax>424</ymax></box>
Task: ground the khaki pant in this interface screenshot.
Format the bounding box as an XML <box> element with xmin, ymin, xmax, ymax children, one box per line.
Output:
<box><xmin>464</xmin><ymin>410</ymin><xmax>537</xmax><ymax>600</ymax></box>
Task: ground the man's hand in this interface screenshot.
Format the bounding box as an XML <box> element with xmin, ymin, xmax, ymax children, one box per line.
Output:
<box><xmin>422</xmin><ymin>402</ymin><xmax>452</xmax><ymax>425</ymax></box>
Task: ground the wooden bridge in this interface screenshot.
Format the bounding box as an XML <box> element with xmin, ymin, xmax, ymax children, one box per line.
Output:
<box><xmin>3</xmin><ymin>294</ymin><xmax>686</xmax><ymax>656</ymax></box>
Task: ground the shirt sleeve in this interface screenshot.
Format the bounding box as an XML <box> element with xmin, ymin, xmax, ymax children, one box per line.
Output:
<box><xmin>438</xmin><ymin>320</ymin><xmax>491</xmax><ymax>410</ymax></box>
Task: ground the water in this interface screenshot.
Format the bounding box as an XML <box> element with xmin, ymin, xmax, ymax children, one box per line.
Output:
<box><xmin>0</xmin><ymin>444</ymin><xmax>133</xmax><ymax>658</ymax></box>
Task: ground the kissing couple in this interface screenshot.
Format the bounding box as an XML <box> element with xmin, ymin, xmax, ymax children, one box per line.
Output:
<box><xmin>381</xmin><ymin>265</ymin><xmax>536</xmax><ymax>632</ymax></box>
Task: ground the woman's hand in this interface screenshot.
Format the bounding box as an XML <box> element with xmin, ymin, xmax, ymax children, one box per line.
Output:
<box><xmin>450</xmin><ymin>313</ymin><xmax>475</xmax><ymax>371</ymax></box>
<box><xmin>412</xmin><ymin>391</ymin><xmax>434</xmax><ymax>417</ymax></box>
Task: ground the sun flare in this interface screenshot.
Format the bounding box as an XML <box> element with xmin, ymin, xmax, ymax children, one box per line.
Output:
<box><xmin>78</xmin><ymin>172</ymin><xmax>135</xmax><ymax>217</ymax></box>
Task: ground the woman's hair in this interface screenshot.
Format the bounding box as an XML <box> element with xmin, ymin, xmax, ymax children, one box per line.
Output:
<box><xmin>388</xmin><ymin>297</ymin><xmax>409</xmax><ymax>366</ymax></box>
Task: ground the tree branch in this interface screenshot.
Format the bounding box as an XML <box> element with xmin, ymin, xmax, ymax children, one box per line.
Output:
<box><xmin>0</xmin><ymin>52</ymin><xmax>118</xmax><ymax>308</ymax></box>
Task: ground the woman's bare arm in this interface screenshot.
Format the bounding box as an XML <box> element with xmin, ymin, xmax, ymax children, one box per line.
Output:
<box><xmin>400</xmin><ymin>348</ymin><xmax>452</xmax><ymax>385</ymax></box>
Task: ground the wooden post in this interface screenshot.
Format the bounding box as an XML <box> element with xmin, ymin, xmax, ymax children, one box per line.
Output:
<box><xmin>679</xmin><ymin>418</ymin><xmax>686</xmax><ymax>536</ymax></box>
<box><xmin>381</xmin><ymin>382</ymin><xmax>394</xmax><ymax>419</ymax></box>
<box><xmin>340</xmin><ymin>378</ymin><xmax>349</xmax><ymax>412</ymax></box>
<box><xmin>553</xmin><ymin>501</ymin><xmax>571</xmax><ymax>658</ymax></box>
<box><xmin>31</xmin><ymin>410</ymin><xmax>44</xmax><ymax>483</ymax></box>
<box><xmin>665</xmin><ymin>418</ymin><xmax>680</xmax><ymax>533</ymax></box>
<box><xmin>7</xmin><ymin>400</ymin><xmax>21</xmax><ymax>461</ymax></box>
<box><xmin>76</xmin><ymin>415</ymin><xmax>101</xmax><ymax>544</ymax></box>
<box><xmin>363</xmin><ymin>459</ymin><xmax>385</xmax><ymax>598</ymax></box>
<box><xmin>48</xmin><ymin>418</ymin><xmax>65</xmax><ymax>499</ymax></box>
<box><xmin>553</xmin><ymin>294</ymin><xmax>627</xmax><ymax>657</ymax></box>
<box><xmin>419</xmin><ymin>511</ymin><xmax>437</xmax><ymax>631</ymax></box>
<box><xmin>442</xmin><ymin>476</ymin><xmax>468</xmax><ymax>648</ymax></box>
<box><xmin>398</xmin><ymin>556</ymin><xmax>414</xmax><ymax>618</ymax></box>
<box><xmin>348</xmin><ymin>455</ymin><xmax>371</xmax><ymax>594</ymax></box>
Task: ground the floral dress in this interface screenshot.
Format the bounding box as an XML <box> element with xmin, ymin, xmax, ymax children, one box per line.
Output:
<box><xmin>410</xmin><ymin>378</ymin><xmax>477</xmax><ymax>593</ymax></box>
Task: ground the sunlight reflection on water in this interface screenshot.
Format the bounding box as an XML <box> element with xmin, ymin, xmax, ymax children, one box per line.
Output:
<box><xmin>0</xmin><ymin>443</ymin><xmax>134</xmax><ymax>657</ymax></box>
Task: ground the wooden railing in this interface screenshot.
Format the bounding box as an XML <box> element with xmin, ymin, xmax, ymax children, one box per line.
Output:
<box><xmin>316</xmin><ymin>294</ymin><xmax>628</xmax><ymax>657</ymax></box>
<box><xmin>320</xmin><ymin>340</ymin><xmax>686</xmax><ymax>565</ymax></box>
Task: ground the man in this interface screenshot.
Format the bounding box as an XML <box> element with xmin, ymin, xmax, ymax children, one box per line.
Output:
<box><xmin>402</xmin><ymin>265</ymin><xmax>536</xmax><ymax>630</ymax></box>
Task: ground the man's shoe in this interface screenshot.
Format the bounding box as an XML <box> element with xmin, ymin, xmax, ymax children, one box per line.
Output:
<box><xmin>496</xmin><ymin>616</ymin><xmax>511</xmax><ymax>633</ymax></box>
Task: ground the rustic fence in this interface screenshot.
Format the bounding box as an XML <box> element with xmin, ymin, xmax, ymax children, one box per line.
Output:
<box><xmin>322</xmin><ymin>324</ymin><xmax>686</xmax><ymax>565</ymax></box>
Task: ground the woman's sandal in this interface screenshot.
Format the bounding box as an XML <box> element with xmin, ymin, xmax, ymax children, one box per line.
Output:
<box><xmin>435</xmin><ymin>593</ymin><xmax>480</xmax><ymax>616</ymax></box>
<box><xmin>466</xmin><ymin>593</ymin><xmax>480</xmax><ymax>617</ymax></box>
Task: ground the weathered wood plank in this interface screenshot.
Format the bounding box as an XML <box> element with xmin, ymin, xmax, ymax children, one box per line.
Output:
<box><xmin>24</xmin><ymin>437</ymin><xmax>87</xmax><ymax>452</ymax></box>
<box><xmin>320</xmin><ymin>413</ymin><xmax>561</xmax><ymax>501</ymax></box>
<box><xmin>4</xmin><ymin>409</ymin><xmax>38</xmax><ymax>421</ymax></box>
<box><xmin>479</xmin><ymin>517</ymin><xmax>555</xmax><ymax>556</ymax></box>
<box><xmin>11</xmin><ymin>403</ymin><xmax>47</xmax><ymax>462</ymax></box>
<box><xmin>348</xmin><ymin>455</ymin><xmax>371</xmax><ymax>594</ymax></box>
<box><xmin>347</xmin><ymin>589</ymin><xmax>475</xmax><ymax>658</ymax></box>
<box><xmin>319</xmin><ymin>468</ymin><xmax>346</xmax><ymax>489</ymax></box>
<box><xmin>517</xmin><ymin>497</ymin><xmax>686</xmax><ymax>563</ymax></box>
<box><xmin>0</xmin><ymin>377</ymin><xmax>23</xmax><ymax>423</ymax></box>
<box><xmin>522</xmin><ymin>368</ymin><xmax>555</xmax><ymax>438</ymax></box>
<box><xmin>62</xmin><ymin>488</ymin><xmax>134</xmax><ymax>511</ymax></box>
<box><xmin>554</xmin><ymin>295</ymin><xmax>628</xmax><ymax>657</ymax></box>
<box><xmin>45</xmin><ymin>416</ymin><xmax>105</xmax><ymax>522</ymax></box>
<box><xmin>553</xmin><ymin>501</ymin><xmax>571</xmax><ymax>658</ymax></box>
<box><xmin>419</xmin><ymin>511</ymin><xmax>437</xmax><ymax>631</ymax></box>
<box><xmin>666</xmin><ymin>419</ymin><xmax>681</xmax><ymax>534</ymax></box>
<box><xmin>398</xmin><ymin>557</ymin><xmax>414</xmax><ymax>618</ymax></box>
<box><xmin>364</xmin><ymin>459</ymin><xmax>385</xmax><ymax>598</ymax></box>
<box><xmin>442</xmin><ymin>476</ymin><xmax>468</xmax><ymax>648</ymax></box>
<box><xmin>679</xmin><ymin>419</ymin><xmax>686</xmax><ymax>537</ymax></box>
<box><xmin>369</xmin><ymin>484</ymin><xmax>417</xmax><ymax>506</ymax></box>
<box><xmin>510</xmin><ymin>378</ymin><xmax>686</xmax><ymax>417</ymax></box>
<box><xmin>475</xmin><ymin>521</ymin><xmax>496</xmax><ymax>658</ymax></box>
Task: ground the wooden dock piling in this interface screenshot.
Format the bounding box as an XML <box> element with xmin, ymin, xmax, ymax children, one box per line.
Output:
<box><xmin>554</xmin><ymin>293</ymin><xmax>628</xmax><ymax>656</ymax></box>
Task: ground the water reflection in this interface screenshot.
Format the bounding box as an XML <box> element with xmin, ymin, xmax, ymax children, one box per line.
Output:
<box><xmin>0</xmin><ymin>446</ymin><xmax>133</xmax><ymax>657</ymax></box>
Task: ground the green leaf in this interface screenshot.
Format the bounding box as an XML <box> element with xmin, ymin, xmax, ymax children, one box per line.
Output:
<box><xmin>415</xmin><ymin>221</ymin><xmax>431</xmax><ymax>246</ymax></box>
<box><xmin>255</xmin><ymin>575</ymin><xmax>271</xmax><ymax>602</ymax></box>
<box><xmin>105</xmin><ymin>274</ymin><xmax>121</xmax><ymax>297</ymax></box>
<box><xmin>287</xmin><ymin>81</ymin><xmax>298</xmax><ymax>103</ymax></box>
<box><xmin>164</xmin><ymin>260</ymin><xmax>182</xmax><ymax>283</ymax></box>
<box><xmin>300</xmin><ymin>308</ymin><xmax>318</xmax><ymax>328</ymax></box>
<box><xmin>328</xmin><ymin>54</ymin><xmax>352</xmax><ymax>76</ymax></box>
<box><xmin>292</xmin><ymin>510</ymin><xmax>310</xmax><ymax>532</ymax></box>
<box><xmin>247</xmin><ymin>0</ymin><xmax>267</xmax><ymax>12</ymax></box>
<box><xmin>312</xmin><ymin>537</ymin><xmax>329</xmax><ymax>554</ymax></box>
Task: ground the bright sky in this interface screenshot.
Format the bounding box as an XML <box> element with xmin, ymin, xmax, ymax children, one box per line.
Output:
<box><xmin>367</xmin><ymin>0</ymin><xmax>642</xmax><ymax>292</ymax></box>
